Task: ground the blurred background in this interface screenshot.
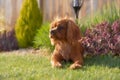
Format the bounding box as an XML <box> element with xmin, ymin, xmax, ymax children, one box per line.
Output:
<box><xmin>0</xmin><ymin>0</ymin><xmax>120</xmax><ymax>28</ymax></box>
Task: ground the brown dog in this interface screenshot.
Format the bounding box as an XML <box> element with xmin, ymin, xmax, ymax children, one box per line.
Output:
<box><xmin>49</xmin><ymin>18</ymin><xmax>84</xmax><ymax>69</ymax></box>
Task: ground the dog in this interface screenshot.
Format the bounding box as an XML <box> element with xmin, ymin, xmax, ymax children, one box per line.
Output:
<box><xmin>49</xmin><ymin>18</ymin><xmax>84</xmax><ymax>69</ymax></box>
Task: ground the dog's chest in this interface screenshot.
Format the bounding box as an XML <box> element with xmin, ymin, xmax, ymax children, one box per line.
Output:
<box><xmin>59</xmin><ymin>44</ymin><xmax>71</xmax><ymax>61</ymax></box>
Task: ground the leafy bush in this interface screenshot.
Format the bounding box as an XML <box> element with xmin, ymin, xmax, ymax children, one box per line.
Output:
<box><xmin>78</xmin><ymin>3</ymin><xmax>120</xmax><ymax>55</ymax></box>
<box><xmin>15</xmin><ymin>0</ymin><xmax>42</xmax><ymax>48</ymax></box>
<box><xmin>81</xmin><ymin>20</ymin><xmax>120</xmax><ymax>55</ymax></box>
<box><xmin>109</xmin><ymin>20</ymin><xmax>120</xmax><ymax>55</ymax></box>
<box><xmin>81</xmin><ymin>21</ymin><xmax>111</xmax><ymax>55</ymax></box>
<box><xmin>0</xmin><ymin>29</ymin><xmax>18</xmax><ymax>51</ymax></box>
<box><xmin>33</xmin><ymin>22</ymin><xmax>53</xmax><ymax>50</ymax></box>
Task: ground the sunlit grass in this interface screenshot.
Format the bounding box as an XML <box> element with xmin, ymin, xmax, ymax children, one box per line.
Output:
<box><xmin>0</xmin><ymin>52</ymin><xmax>119</xmax><ymax>80</ymax></box>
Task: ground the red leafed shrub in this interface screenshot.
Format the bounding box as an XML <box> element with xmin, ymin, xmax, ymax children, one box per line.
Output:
<box><xmin>81</xmin><ymin>20</ymin><xmax>120</xmax><ymax>55</ymax></box>
<box><xmin>109</xmin><ymin>20</ymin><xmax>120</xmax><ymax>55</ymax></box>
<box><xmin>0</xmin><ymin>29</ymin><xmax>19</xmax><ymax>51</ymax></box>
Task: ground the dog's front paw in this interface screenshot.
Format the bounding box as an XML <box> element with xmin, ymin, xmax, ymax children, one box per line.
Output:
<box><xmin>70</xmin><ymin>64</ymin><xmax>82</xmax><ymax>69</ymax></box>
<box><xmin>51</xmin><ymin>61</ymin><xmax>62</xmax><ymax>68</ymax></box>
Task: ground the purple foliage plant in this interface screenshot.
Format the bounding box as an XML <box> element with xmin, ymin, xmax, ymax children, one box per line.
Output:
<box><xmin>81</xmin><ymin>20</ymin><xmax>120</xmax><ymax>56</ymax></box>
<box><xmin>0</xmin><ymin>29</ymin><xmax>19</xmax><ymax>51</ymax></box>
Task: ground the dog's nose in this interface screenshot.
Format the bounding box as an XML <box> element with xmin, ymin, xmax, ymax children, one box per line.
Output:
<box><xmin>50</xmin><ymin>30</ymin><xmax>55</xmax><ymax>35</ymax></box>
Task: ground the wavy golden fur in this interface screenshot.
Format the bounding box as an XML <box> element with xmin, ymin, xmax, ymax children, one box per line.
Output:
<box><xmin>49</xmin><ymin>18</ymin><xmax>84</xmax><ymax>69</ymax></box>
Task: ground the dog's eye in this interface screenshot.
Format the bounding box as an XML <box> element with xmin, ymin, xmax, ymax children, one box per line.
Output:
<box><xmin>57</xmin><ymin>26</ymin><xmax>64</xmax><ymax>31</ymax></box>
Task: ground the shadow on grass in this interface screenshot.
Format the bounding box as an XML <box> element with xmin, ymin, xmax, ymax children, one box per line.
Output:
<box><xmin>52</xmin><ymin>55</ymin><xmax>120</xmax><ymax>70</ymax></box>
<box><xmin>59</xmin><ymin>55</ymin><xmax>120</xmax><ymax>70</ymax></box>
<box><xmin>84</xmin><ymin>55</ymin><xmax>120</xmax><ymax>68</ymax></box>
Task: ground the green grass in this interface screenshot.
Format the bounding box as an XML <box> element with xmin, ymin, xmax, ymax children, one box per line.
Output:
<box><xmin>0</xmin><ymin>53</ymin><xmax>120</xmax><ymax>80</ymax></box>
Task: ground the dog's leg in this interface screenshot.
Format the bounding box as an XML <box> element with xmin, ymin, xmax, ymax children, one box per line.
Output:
<box><xmin>70</xmin><ymin>59</ymin><xmax>83</xmax><ymax>69</ymax></box>
<box><xmin>51</xmin><ymin>53</ymin><xmax>63</xmax><ymax>68</ymax></box>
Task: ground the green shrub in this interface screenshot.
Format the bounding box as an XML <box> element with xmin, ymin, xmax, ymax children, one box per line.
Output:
<box><xmin>15</xmin><ymin>0</ymin><xmax>42</xmax><ymax>48</ymax></box>
<box><xmin>79</xmin><ymin>3</ymin><xmax>120</xmax><ymax>34</ymax></box>
<box><xmin>33</xmin><ymin>22</ymin><xmax>53</xmax><ymax>50</ymax></box>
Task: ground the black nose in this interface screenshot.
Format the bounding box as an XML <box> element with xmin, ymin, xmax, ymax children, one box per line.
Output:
<box><xmin>50</xmin><ymin>30</ymin><xmax>55</xmax><ymax>35</ymax></box>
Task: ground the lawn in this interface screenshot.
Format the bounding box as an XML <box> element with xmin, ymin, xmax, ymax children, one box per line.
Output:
<box><xmin>0</xmin><ymin>49</ymin><xmax>120</xmax><ymax>80</ymax></box>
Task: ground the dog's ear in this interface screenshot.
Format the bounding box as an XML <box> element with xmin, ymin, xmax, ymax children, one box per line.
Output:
<box><xmin>67</xmin><ymin>20</ymin><xmax>81</xmax><ymax>44</ymax></box>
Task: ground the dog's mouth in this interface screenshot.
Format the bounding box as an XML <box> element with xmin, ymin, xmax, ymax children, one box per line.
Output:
<box><xmin>49</xmin><ymin>35</ymin><xmax>53</xmax><ymax>38</ymax></box>
<box><xmin>49</xmin><ymin>34</ymin><xmax>56</xmax><ymax>39</ymax></box>
<box><xmin>49</xmin><ymin>34</ymin><xmax>60</xmax><ymax>41</ymax></box>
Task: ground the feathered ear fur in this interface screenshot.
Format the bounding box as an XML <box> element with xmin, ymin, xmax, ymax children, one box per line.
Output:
<box><xmin>67</xmin><ymin>20</ymin><xmax>81</xmax><ymax>44</ymax></box>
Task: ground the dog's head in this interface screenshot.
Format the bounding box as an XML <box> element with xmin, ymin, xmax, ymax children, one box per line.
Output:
<box><xmin>49</xmin><ymin>18</ymin><xmax>81</xmax><ymax>45</ymax></box>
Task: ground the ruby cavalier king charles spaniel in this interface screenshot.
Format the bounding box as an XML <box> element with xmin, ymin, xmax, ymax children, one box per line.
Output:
<box><xmin>49</xmin><ymin>18</ymin><xmax>84</xmax><ymax>69</ymax></box>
